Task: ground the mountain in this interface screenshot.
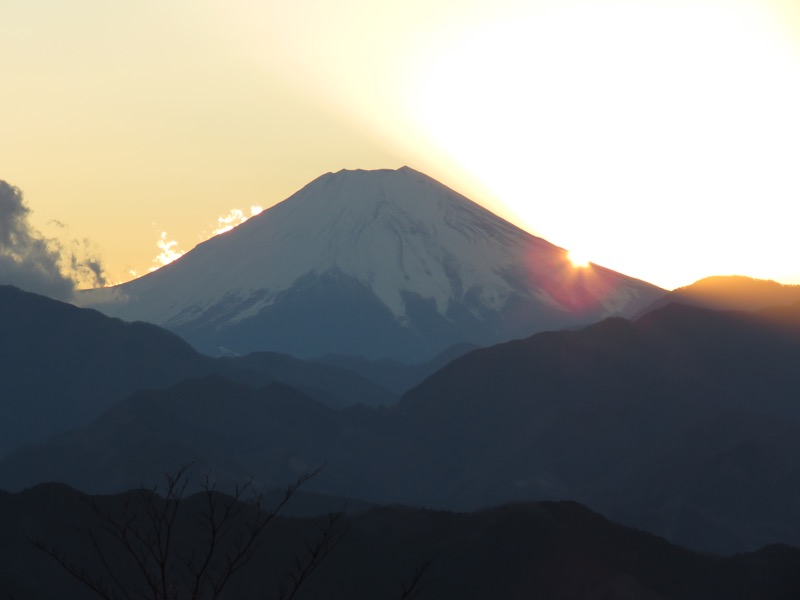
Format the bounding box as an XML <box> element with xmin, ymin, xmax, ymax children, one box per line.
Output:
<box><xmin>0</xmin><ymin>375</ymin><xmax>414</xmax><ymax>502</ymax></box>
<box><xmin>312</xmin><ymin>341</ymin><xmax>480</xmax><ymax>395</ymax></box>
<box><xmin>0</xmin><ymin>286</ymin><xmax>395</xmax><ymax>457</ymax></box>
<box><xmin>636</xmin><ymin>275</ymin><xmax>800</xmax><ymax>316</ymax></box>
<box><xmin>0</xmin><ymin>285</ymin><xmax>214</xmax><ymax>456</ymax></box>
<box><xmin>7</xmin><ymin>301</ymin><xmax>800</xmax><ymax>553</ymax></box>
<box><xmin>3</xmin><ymin>483</ymin><xmax>799</xmax><ymax>599</ymax></box>
<box><xmin>392</xmin><ymin>301</ymin><xmax>800</xmax><ymax>551</ymax></box>
<box><xmin>80</xmin><ymin>167</ymin><xmax>664</xmax><ymax>361</ymax></box>
<box><xmin>215</xmin><ymin>351</ymin><xmax>397</xmax><ymax>409</ymax></box>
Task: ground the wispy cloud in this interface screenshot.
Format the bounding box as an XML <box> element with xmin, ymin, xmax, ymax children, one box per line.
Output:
<box><xmin>0</xmin><ymin>181</ymin><xmax>107</xmax><ymax>299</ymax></box>
<box><xmin>212</xmin><ymin>205</ymin><xmax>263</xmax><ymax>236</ymax></box>
<box><xmin>150</xmin><ymin>231</ymin><xmax>185</xmax><ymax>271</ymax></box>
<box><xmin>146</xmin><ymin>205</ymin><xmax>263</xmax><ymax>274</ymax></box>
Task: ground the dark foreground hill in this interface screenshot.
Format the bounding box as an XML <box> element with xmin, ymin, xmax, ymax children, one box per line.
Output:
<box><xmin>5</xmin><ymin>302</ymin><xmax>800</xmax><ymax>554</ymax></box>
<box><xmin>2</xmin><ymin>483</ymin><xmax>799</xmax><ymax>600</ymax></box>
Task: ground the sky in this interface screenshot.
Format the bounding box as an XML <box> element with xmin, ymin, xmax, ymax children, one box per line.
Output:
<box><xmin>2</xmin><ymin>0</ymin><xmax>800</xmax><ymax>292</ymax></box>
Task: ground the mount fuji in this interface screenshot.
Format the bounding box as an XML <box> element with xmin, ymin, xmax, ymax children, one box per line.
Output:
<box><xmin>82</xmin><ymin>167</ymin><xmax>664</xmax><ymax>360</ymax></box>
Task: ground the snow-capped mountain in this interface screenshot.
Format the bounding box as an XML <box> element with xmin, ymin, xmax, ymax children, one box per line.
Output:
<box><xmin>81</xmin><ymin>167</ymin><xmax>664</xmax><ymax>360</ymax></box>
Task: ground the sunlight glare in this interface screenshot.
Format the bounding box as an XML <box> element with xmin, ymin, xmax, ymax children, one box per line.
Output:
<box><xmin>410</xmin><ymin>0</ymin><xmax>800</xmax><ymax>289</ymax></box>
<box><xmin>568</xmin><ymin>251</ymin><xmax>591</xmax><ymax>268</ymax></box>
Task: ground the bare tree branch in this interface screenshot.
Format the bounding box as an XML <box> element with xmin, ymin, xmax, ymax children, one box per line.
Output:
<box><xmin>34</xmin><ymin>465</ymin><xmax>329</xmax><ymax>600</ymax></box>
<box><xmin>31</xmin><ymin>539</ymin><xmax>117</xmax><ymax>600</ymax></box>
<box><xmin>274</xmin><ymin>511</ymin><xmax>346</xmax><ymax>600</ymax></box>
<box><xmin>398</xmin><ymin>557</ymin><xmax>434</xmax><ymax>600</ymax></box>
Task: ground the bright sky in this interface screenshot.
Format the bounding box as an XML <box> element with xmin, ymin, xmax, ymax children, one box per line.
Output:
<box><xmin>2</xmin><ymin>0</ymin><xmax>800</xmax><ymax>290</ymax></box>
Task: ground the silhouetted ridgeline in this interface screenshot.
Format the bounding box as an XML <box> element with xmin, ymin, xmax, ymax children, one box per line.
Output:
<box><xmin>0</xmin><ymin>285</ymin><xmax>396</xmax><ymax>455</ymax></box>
<box><xmin>635</xmin><ymin>274</ymin><xmax>800</xmax><ymax>316</ymax></box>
<box><xmin>1</xmin><ymin>483</ymin><xmax>799</xmax><ymax>599</ymax></box>
<box><xmin>4</xmin><ymin>299</ymin><xmax>800</xmax><ymax>554</ymax></box>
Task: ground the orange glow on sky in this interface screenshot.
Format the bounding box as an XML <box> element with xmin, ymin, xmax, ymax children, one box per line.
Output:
<box><xmin>2</xmin><ymin>0</ymin><xmax>800</xmax><ymax>291</ymax></box>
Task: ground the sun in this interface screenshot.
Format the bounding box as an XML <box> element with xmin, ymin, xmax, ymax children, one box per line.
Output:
<box><xmin>568</xmin><ymin>251</ymin><xmax>591</xmax><ymax>268</ymax></box>
<box><xmin>409</xmin><ymin>0</ymin><xmax>800</xmax><ymax>289</ymax></box>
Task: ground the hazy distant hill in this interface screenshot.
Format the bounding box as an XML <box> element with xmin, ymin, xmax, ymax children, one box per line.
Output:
<box><xmin>0</xmin><ymin>285</ymin><xmax>213</xmax><ymax>455</ymax></box>
<box><xmin>6</xmin><ymin>301</ymin><xmax>800</xmax><ymax>553</ymax></box>
<box><xmin>312</xmin><ymin>341</ymin><xmax>479</xmax><ymax>395</ymax></box>
<box><xmin>637</xmin><ymin>275</ymin><xmax>800</xmax><ymax>316</ymax></box>
<box><xmin>0</xmin><ymin>376</ymin><xmax>382</xmax><ymax>496</ymax></box>
<box><xmin>81</xmin><ymin>167</ymin><xmax>664</xmax><ymax>361</ymax></box>
<box><xmin>216</xmin><ymin>351</ymin><xmax>397</xmax><ymax>409</ymax></box>
<box><xmin>2</xmin><ymin>483</ymin><xmax>799</xmax><ymax>599</ymax></box>
<box><xmin>394</xmin><ymin>301</ymin><xmax>800</xmax><ymax>551</ymax></box>
<box><xmin>0</xmin><ymin>286</ymin><xmax>395</xmax><ymax>456</ymax></box>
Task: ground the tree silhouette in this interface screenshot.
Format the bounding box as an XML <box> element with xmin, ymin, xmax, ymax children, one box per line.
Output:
<box><xmin>33</xmin><ymin>466</ymin><xmax>344</xmax><ymax>600</ymax></box>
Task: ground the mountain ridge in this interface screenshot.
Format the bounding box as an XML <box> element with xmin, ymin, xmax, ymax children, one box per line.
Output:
<box><xmin>6</xmin><ymin>300</ymin><xmax>800</xmax><ymax>552</ymax></box>
<box><xmin>4</xmin><ymin>482</ymin><xmax>800</xmax><ymax>599</ymax></box>
<box><xmin>0</xmin><ymin>285</ymin><xmax>396</xmax><ymax>456</ymax></box>
<box><xmin>80</xmin><ymin>167</ymin><xmax>664</xmax><ymax>360</ymax></box>
<box><xmin>636</xmin><ymin>275</ymin><xmax>800</xmax><ymax>316</ymax></box>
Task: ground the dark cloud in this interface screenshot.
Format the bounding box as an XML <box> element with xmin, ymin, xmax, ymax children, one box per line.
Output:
<box><xmin>0</xmin><ymin>181</ymin><xmax>107</xmax><ymax>300</ymax></box>
<box><xmin>70</xmin><ymin>247</ymin><xmax>108</xmax><ymax>288</ymax></box>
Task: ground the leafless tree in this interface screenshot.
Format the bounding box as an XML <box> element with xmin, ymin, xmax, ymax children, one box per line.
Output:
<box><xmin>273</xmin><ymin>511</ymin><xmax>344</xmax><ymax>600</ymax></box>
<box><xmin>398</xmin><ymin>557</ymin><xmax>433</xmax><ymax>600</ymax></box>
<box><xmin>33</xmin><ymin>466</ymin><xmax>344</xmax><ymax>600</ymax></box>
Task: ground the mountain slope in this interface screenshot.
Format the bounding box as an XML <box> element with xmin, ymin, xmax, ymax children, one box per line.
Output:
<box><xmin>7</xmin><ymin>302</ymin><xmax>800</xmax><ymax>552</ymax></box>
<box><xmin>216</xmin><ymin>351</ymin><xmax>396</xmax><ymax>409</ymax></box>
<box><xmin>393</xmin><ymin>302</ymin><xmax>800</xmax><ymax>551</ymax></box>
<box><xmin>81</xmin><ymin>167</ymin><xmax>663</xmax><ymax>360</ymax></box>
<box><xmin>0</xmin><ymin>286</ymin><xmax>395</xmax><ymax>456</ymax></box>
<box><xmin>636</xmin><ymin>275</ymin><xmax>800</xmax><ymax>317</ymax></box>
<box><xmin>0</xmin><ymin>285</ymin><xmax>213</xmax><ymax>455</ymax></box>
<box><xmin>0</xmin><ymin>375</ymin><xmax>411</xmax><ymax>500</ymax></box>
<box><xmin>312</xmin><ymin>341</ymin><xmax>479</xmax><ymax>395</ymax></box>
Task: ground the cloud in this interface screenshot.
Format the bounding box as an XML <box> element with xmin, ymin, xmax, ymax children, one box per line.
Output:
<box><xmin>212</xmin><ymin>205</ymin><xmax>263</xmax><ymax>236</ymax></box>
<box><xmin>71</xmin><ymin>252</ymin><xmax>108</xmax><ymax>288</ymax></box>
<box><xmin>0</xmin><ymin>180</ymin><xmax>108</xmax><ymax>300</ymax></box>
<box><xmin>150</xmin><ymin>231</ymin><xmax>184</xmax><ymax>271</ymax></box>
<box><xmin>147</xmin><ymin>205</ymin><xmax>263</xmax><ymax>274</ymax></box>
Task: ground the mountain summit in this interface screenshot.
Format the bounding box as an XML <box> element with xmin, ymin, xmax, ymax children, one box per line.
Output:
<box><xmin>83</xmin><ymin>167</ymin><xmax>663</xmax><ymax>360</ymax></box>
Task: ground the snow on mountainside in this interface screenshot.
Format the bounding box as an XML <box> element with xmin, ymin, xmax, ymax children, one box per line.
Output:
<box><xmin>81</xmin><ymin>167</ymin><xmax>664</xmax><ymax>360</ymax></box>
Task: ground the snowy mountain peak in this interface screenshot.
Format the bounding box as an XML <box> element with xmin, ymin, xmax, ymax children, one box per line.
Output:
<box><xmin>81</xmin><ymin>168</ymin><xmax>663</xmax><ymax>360</ymax></box>
<box><xmin>250</xmin><ymin>166</ymin><xmax>539</xmax><ymax>317</ymax></box>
